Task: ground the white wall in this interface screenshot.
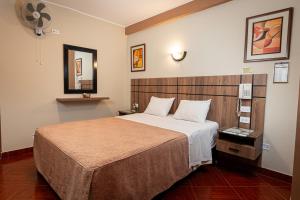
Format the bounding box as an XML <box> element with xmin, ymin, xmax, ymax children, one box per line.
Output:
<box><xmin>127</xmin><ymin>0</ymin><xmax>300</xmax><ymax>175</ymax></box>
<box><xmin>0</xmin><ymin>0</ymin><xmax>127</xmax><ymax>152</ymax></box>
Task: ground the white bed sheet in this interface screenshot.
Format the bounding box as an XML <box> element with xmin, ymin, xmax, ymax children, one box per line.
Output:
<box><xmin>117</xmin><ymin>113</ymin><xmax>219</xmax><ymax>168</ymax></box>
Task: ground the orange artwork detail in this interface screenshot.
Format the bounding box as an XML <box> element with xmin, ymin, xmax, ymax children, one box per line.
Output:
<box><xmin>252</xmin><ymin>17</ymin><xmax>283</xmax><ymax>55</ymax></box>
<box><xmin>133</xmin><ymin>48</ymin><xmax>143</xmax><ymax>68</ymax></box>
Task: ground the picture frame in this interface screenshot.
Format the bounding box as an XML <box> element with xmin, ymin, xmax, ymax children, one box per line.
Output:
<box><xmin>75</xmin><ymin>58</ymin><xmax>82</xmax><ymax>76</ymax></box>
<box><xmin>244</xmin><ymin>8</ymin><xmax>293</xmax><ymax>63</ymax></box>
<box><xmin>273</xmin><ymin>62</ymin><xmax>289</xmax><ymax>83</ymax></box>
<box><xmin>131</xmin><ymin>44</ymin><xmax>146</xmax><ymax>72</ymax></box>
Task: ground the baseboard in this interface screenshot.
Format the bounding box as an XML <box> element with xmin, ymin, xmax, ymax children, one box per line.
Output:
<box><xmin>256</xmin><ymin>167</ymin><xmax>292</xmax><ymax>183</ymax></box>
<box><xmin>1</xmin><ymin>147</ymin><xmax>33</xmax><ymax>160</ymax></box>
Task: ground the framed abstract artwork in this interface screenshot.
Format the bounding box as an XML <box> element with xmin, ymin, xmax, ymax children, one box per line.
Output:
<box><xmin>244</xmin><ymin>8</ymin><xmax>293</xmax><ymax>62</ymax></box>
<box><xmin>75</xmin><ymin>58</ymin><xmax>82</xmax><ymax>76</ymax></box>
<box><xmin>131</xmin><ymin>44</ymin><xmax>145</xmax><ymax>72</ymax></box>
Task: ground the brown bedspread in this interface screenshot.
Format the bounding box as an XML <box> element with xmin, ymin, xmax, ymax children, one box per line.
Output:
<box><xmin>34</xmin><ymin>117</ymin><xmax>190</xmax><ymax>200</ymax></box>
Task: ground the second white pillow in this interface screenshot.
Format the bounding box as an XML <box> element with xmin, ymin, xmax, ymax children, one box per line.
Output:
<box><xmin>173</xmin><ymin>99</ymin><xmax>211</xmax><ymax>123</ymax></box>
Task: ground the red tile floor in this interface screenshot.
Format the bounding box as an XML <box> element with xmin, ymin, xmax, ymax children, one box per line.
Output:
<box><xmin>0</xmin><ymin>152</ymin><xmax>291</xmax><ymax>200</ymax></box>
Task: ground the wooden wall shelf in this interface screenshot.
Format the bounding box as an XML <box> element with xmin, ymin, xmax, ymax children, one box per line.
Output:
<box><xmin>56</xmin><ymin>97</ymin><xmax>109</xmax><ymax>103</ymax></box>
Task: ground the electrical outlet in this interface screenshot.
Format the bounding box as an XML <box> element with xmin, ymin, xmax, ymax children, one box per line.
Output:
<box><xmin>240</xmin><ymin>106</ymin><xmax>251</xmax><ymax>113</ymax></box>
<box><xmin>240</xmin><ymin>116</ymin><xmax>250</xmax><ymax>124</ymax></box>
<box><xmin>263</xmin><ymin>143</ymin><xmax>270</xmax><ymax>151</ymax></box>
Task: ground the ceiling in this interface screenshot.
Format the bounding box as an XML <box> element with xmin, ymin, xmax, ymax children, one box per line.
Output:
<box><xmin>45</xmin><ymin>0</ymin><xmax>193</xmax><ymax>27</ymax></box>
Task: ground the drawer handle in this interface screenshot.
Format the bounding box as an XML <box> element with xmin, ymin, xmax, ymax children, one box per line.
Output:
<box><xmin>228</xmin><ymin>147</ymin><xmax>240</xmax><ymax>153</ymax></box>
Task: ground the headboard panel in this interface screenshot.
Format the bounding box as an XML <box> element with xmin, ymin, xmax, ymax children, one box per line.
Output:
<box><xmin>131</xmin><ymin>77</ymin><xmax>178</xmax><ymax>113</ymax></box>
<box><xmin>131</xmin><ymin>74</ymin><xmax>267</xmax><ymax>132</ymax></box>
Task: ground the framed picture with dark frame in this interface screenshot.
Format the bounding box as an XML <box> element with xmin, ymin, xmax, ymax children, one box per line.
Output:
<box><xmin>75</xmin><ymin>58</ymin><xmax>82</xmax><ymax>76</ymax></box>
<box><xmin>244</xmin><ymin>7</ymin><xmax>293</xmax><ymax>63</ymax></box>
<box><xmin>131</xmin><ymin>44</ymin><xmax>146</xmax><ymax>72</ymax></box>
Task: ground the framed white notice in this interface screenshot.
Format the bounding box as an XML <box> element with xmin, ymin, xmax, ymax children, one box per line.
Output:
<box><xmin>273</xmin><ymin>62</ymin><xmax>289</xmax><ymax>83</ymax></box>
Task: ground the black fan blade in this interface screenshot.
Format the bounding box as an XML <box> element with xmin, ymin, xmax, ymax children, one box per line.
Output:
<box><xmin>26</xmin><ymin>15</ymin><xmax>35</xmax><ymax>21</ymax></box>
<box><xmin>37</xmin><ymin>18</ymin><xmax>43</xmax><ymax>28</ymax></box>
<box><xmin>26</xmin><ymin>3</ymin><xmax>35</xmax><ymax>13</ymax></box>
<box><xmin>40</xmin><ymin>13</ymin><xmax>51</xmax><ymax>21</ymax></box>
<box><xmin>37</xmin><ymin>3</ymin><xmax>46</xmax><ymax>12</ymax></box>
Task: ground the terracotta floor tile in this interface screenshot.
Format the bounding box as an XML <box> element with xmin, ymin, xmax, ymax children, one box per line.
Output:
<box><xmin>234</xmin><ymin>186</ymin><xmax>285</xmax><ymax>200</ymax></box>
<box><xmin>258</xmin><ymin>175</ymin><xmax>291</xmax><ymax>187</ymax></box>
<box><xmin>192</xmin><ymin>187</ymin><xmax>241</xmax><ymax>200</ymax></box>
<box><xmin>220</xmin><ymin>169</ymin><xmax>268</xmax><ymax>187</ymax></box>
<box><xmin>11</xmin><ymin>186</ymin><xmax>59</xmax><ymax>200</ymax></box>
<box><xmin>0</xmin><ymin>159</ymin><xmax>48</xmax><ymax>186</ymax></box>
<box><xmin>272</xmin><ymin>186</ymin><xmax>292</xmax><ymax>200</ymax></box>
<box><xmin>189</xmin><ymin>166</ymin><xmax>229</xmax><ymax>187</ymax></box>
<box><xmin>0</xmin><ymin>184</ymin><xmax>21</xmax><ymax>200</ymax></box>
<box><xmin>155</xmin><ymin>186</ymin><xmax>196</xmax><ymax>200</ymax></box>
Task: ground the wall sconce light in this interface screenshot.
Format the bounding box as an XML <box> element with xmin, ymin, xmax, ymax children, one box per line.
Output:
<box><xmin>171</xmin><ymin>51</ymin><xmax>187</xmax><ymax>62</ymax></box>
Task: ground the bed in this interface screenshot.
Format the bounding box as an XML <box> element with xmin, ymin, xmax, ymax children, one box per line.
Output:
<box><xmin>34</xmin><ymin>113</ymin><xmax>218</xmax><ymax>200</ymax></box>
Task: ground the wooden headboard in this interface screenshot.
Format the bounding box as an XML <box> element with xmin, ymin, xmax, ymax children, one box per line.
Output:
<box><xmin>131</xmin><ymin>74</ymin><xmax>267</xmax><ymax>132</ymax></box>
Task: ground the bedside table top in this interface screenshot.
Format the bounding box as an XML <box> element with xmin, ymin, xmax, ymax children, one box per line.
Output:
<box><xmin>218</xmin><ymin>128</ymin><xmax>263</xmax><ymax>139</ymax></box>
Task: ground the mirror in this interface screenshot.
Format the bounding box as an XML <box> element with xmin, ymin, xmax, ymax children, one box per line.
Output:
<box><xmin>63</xmin><ymin>44</ymin><xmax>97</xmax><ymax>94</ymax></box>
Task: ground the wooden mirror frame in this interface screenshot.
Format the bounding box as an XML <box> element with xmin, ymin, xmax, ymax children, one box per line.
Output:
<box><xmin>63</xmin><ymin>44</ymin><xmax>97</xmax><ymax>94</ymax></box>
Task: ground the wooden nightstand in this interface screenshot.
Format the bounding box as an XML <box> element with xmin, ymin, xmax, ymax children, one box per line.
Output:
<box><xmin>216</xmin><ymin>128</ymin><xmax>263</xmax><ymax>161</ymax></box>
<box><xmin>118</xmin><ymin>110</ymin><xmax>136</xmax><ymax>116</ymax></box>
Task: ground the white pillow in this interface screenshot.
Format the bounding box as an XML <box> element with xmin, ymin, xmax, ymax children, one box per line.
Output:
<box><xmin>144</xmin><ymin>96</ymin><xmax>175</xmax><ymax>117</ymax></box>
<box><xmin>173</xmin><ymin>99</ymin><xmax>211</xmax><ymax>123</ymax></box>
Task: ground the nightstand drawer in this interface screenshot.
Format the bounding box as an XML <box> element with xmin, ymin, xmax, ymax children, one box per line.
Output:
<box><xmin>216</xmin><ymin>139</ymin><xmax>257</xmax><ymax>160</ymax></box>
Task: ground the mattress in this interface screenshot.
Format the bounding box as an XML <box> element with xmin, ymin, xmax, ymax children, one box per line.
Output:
<box><xmin>118</xmin><ymin>113</ymin><xmax>219</xmax><ymax>167</ymax></box>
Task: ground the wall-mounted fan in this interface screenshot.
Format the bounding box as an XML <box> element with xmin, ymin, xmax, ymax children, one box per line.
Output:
<box><xmin>21</xmin><ymin>0</ymin><xmax>52</xmax><ymax>36</ymax></box>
